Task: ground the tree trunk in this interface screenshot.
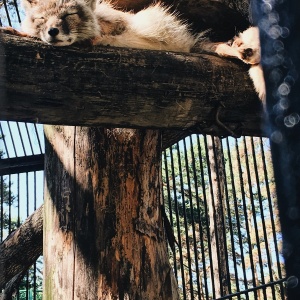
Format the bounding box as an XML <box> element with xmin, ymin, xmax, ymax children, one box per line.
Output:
<box><xmin>43</xmin><ymin>125</ymin><xmax>179</xmax><ymax>299</ymax></box>
<box><xmin>206</xmin><ymin>136</ymin><xmax>229</xmax><ymax>298</ymax></box>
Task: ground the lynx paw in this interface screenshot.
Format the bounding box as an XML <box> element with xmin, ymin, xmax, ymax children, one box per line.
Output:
<box><xmin>0</xmin><ymin>26</ymin><xmax>28</xmax><ymax>37</ymax></box>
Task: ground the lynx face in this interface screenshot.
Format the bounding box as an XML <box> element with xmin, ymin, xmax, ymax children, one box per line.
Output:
<box><xmin>21</xmin><ymin>0</ymin><xmax>99</xmax><ymax>46</ymax></box>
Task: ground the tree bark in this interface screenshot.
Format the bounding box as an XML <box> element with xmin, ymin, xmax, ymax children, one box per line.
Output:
<box><xmin>0</xmin><ymin>34</ymin><xmax>264</xmax><ymax>138</ymax></box>
<box><xmin>206</xmin><ymin>136</ymin><xmax>229</xmax><ymax>298</ymax></box>
<box><xmin>43</xmin><ymin>125</ymin><xmax>179</xmax><ymax>299</ymax></box>
<box><xmin>0</xmin><ymin>205</ymin><xmax>43</xmax><ymax>291</ymax></box>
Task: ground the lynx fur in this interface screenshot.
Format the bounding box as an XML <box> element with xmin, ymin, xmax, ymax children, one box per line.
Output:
<box><xmin>20</xmin><ymin>0</ymin><xmax>197</xmax><ymax>52</ymax></box>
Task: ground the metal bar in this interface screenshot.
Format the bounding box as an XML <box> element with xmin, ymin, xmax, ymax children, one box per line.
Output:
<box><xmin>16</xmin><ymin>122</ymin><xmax>27</xmax><ymax>156</ymax></box>
<box><xmin>0</xmin><ymin>123</ymin><xmax>10</xmax><ymax>158</ymax></box>
<box><xmin>189</xmin><ymin>135</ymin><xmax>210</xmax><ymax>299</ymax></box>
<box><xmin>222</xmin><ymin>138</ymin><xmax>243</xmax><ymax>299</ymax></box>
<box><xmin>226</xmin><ymin>138</ymin><xmax>249</xmax><ymax>299</ymax></box>
<box><xmin>6</xmin><ymin>122</ymin><xmax>18</xmax><ymax>157</ymax></box>
<box><xmin>251</xmin><ymin>137</ymin><xmax>276</xmax><ymax>298</ymax></box>
<box><xmin>169</xmin><ymin>146</ymin><xmax>187</xmax><ymax>300</ymax></box>
<box><xmin>259</xmin><ymin>137</ymin><xmax>286</xmax><ymax>299</ymax></box>
<box><xmin>182</xmin><ymin>137</ymin><xmax>202</xmax><ymax>298</ymax></box>
<box><xmin>33</xmin><ymin>123</ymin><xmax>43</xmax><ymax>154</ymax></box>
<box><xmin>196</xmin><ymin>134</ymin><xmax>213</xmax><ymax>300</ymax></box>
<box><xmin>162</xmin><ymin>150</ymin><xmax>178</xmax><ymax>276</ymax></box>
<box><xmin>24</xmin><ymin>123</ymin><xmax>35</xmax><ymax>155</ymax></box>
<box><xmin>0</xmin><ymin>154</ymin><xmax>44</xmax><ymax>175</ymax></box>
<box><xmin>216</xmin><ymin>278</ymin><xmax>287</xmax><ymax>300</ymax></box>
<box><xmin>235</xmin><ymin>138</ymin><xmax>259</xmax><ymax>299</ymax></box>
<box><xmin>175</xmin><ymin>141</ymin><xmax>195</xmax><ymax>299</ymax></box>
<box><xmin>243</xmin><ymin>136</ymin><xmax>267</xmax><ymax>299</ymax></box>
<box><xmin>0</xmin><ymin>176</ymin><xmax>3</xmax><ymax>241</ymax></box>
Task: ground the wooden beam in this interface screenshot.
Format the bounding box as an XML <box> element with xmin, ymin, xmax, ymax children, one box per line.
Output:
<box><xmin>0</xmin><ymin>34</ymin><xmax>264</xmax><ymax>138</ymax></box>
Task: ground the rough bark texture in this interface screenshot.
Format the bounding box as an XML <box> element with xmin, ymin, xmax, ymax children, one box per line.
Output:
<box><xmin>0</xmin><ymin>34</ymin><xmax>264</xmax><ymax>138</ymax></box>
<box><xmin>0</xmin><ymin>205</ymin><xmax>43</xmax><ymax>290</ymax></box>
<box><xmin>43</xmin><ymin>125</ymin><xmax>179</xmax><ymax>300</ymax></box>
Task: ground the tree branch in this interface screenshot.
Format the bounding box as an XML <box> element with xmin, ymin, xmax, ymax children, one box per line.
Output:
<box><xmin>0</xmin><ymin>205</ymin><xmax>43</xmax><ymax>291</ymax></box>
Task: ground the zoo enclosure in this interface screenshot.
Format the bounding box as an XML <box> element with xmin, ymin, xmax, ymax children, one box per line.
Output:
<box><xmin>0</xmin><ymin>0</ymin><xmax>286</xmax><ymax>298</ymax></box>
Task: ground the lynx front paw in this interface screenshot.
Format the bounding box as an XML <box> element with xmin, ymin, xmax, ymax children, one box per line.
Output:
<box><xmin>0</xmin><ymin>26</ymin><xmax>28</xmax><ymax>37</ymax></box>
<box><xmin>215</xmin><ymin>43</ymin><xmax>242</xmax><ymax>60</ymax></box>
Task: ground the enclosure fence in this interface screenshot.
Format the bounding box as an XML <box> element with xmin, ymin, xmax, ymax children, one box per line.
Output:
<box><xmin>0</xmin><ymin>121</ymin><xmax>286</xmax><ymax>299</ymax></box>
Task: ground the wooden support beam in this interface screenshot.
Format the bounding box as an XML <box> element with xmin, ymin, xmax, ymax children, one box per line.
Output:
<box><xmin>0</xmin><ymin>34</ymin><xmax>264</xmax><ymax>139</ymax></box>
<box><xmin>44</xmin><ymin>126</ymin><xmax>178</xmax><ymax>299</ymax></box>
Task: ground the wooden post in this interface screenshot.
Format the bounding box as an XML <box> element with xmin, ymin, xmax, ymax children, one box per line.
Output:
<box><xmin>43</xmin><ymin>125</ymin><xmax>179</xmax><ymax>299</ymax></box>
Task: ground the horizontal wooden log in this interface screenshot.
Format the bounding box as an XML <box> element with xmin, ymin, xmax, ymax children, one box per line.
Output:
<box><xmin>0</xmin><ymin>34</ymin><xmax>265</xmax><ymax>138</ymax></box>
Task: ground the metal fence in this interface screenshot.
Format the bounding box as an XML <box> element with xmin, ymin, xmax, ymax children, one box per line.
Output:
<box><xmin>0</xmin><ymin>121</ymin><xmax>286</xmax><ymax>299</ymax></box>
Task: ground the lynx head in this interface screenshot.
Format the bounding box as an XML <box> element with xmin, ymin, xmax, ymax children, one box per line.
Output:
<box><xmin>232</xmin><ymin>27</ymin><xmax>261</xmax><ymax>65</ymax></box>
<box><xmin>21</xmin><ymin>0</ymin><xmax>99</xmax><ymax>46</ymax></box>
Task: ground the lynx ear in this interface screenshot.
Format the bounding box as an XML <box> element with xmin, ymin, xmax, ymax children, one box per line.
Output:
<box><xmin>21</xmin><ymin>0</ymin><xmax>40</xmax><ymax>10</ymax></box>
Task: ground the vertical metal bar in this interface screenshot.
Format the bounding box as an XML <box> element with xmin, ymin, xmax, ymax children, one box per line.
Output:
<box><xmin>24</xmin><ymin>123</ymin><xmax>35</xmax><ymax>155</ymax></box>
<box><xmin>33</xmin><ymin>172</ymin><xmax>37</xmax><ymax>300</ymax></box>
<box><xmin>243</xmin><ymin>136</ymin><xmax>267</xmax><ymax>300</ymax></box>
<box><xmin>189</xmin><ymin>135</ymin><xmax>210</xmax><ymax>299</ymax></box>
<box><xmin>226</xmin><ymin>138</ymin><xmax>249</xmax><ymax>299</ymax></box>
<box><xmin>197</xmin><ymin>135</ymin><xmax>215</xmax><ymax>300</ymax></box>
<box><xmin>12</xmin><ymin>0</ymin><xmax>22</xmax><ymax>23</ymax></box>
<box><xmin>222</xmin><ymin>138</ymin><xmax>244</xmax><ymax>299</ymax></box>
<box><xmin>182</xmin><ymin>137</ymin><xmax>201</xmax><ymax>298</ymax></box>
<box><xmin>0</xmin><ymin>123</ymin><xmax>10</xmax><ymax>158</ymax></box>
<box><xmin>169</xmin><ymin>145</ymin><xmax>187</xmax><ymax>300</ymax></box>
<box><xmin>162</xmin><ymin>150</ymin><xmax>178</xmax><ymax>277</ymax></box>
<box><xmin>16</xmin><ymin>122</ymin><xmax>27</xmax><ymax>156</ymax></box>
<box><xmin>8</xmin><ymin>174</ymin><xmax>11</xmax><ymax>234</ymax></box>
<box><xmin>33</xmin><ymin>124</ymin><xmax>43</xmax><ymax>154</ymax></box>
<box><xmin>250</xmin><ymin>137</ymin><xmax>276</xmax><ymax>299</ymax></box>
<box><xmin>175</xmin><ymin>141</ymin><xmax>194</xmax><ymax>299</ymax></box>
<box><xmin>1</xmin><ymin>0</ymin><xmax>12</xmax><ymax>26</ymax></box>
<box><xmin>0</xmin><ymin>175</ymin><xmax>3</xmax><ymax>242</ymax></box>
<box><xmin>7</xmin><ymin>122</ymin><xmax>18</xmax><ymax>157</ymax></box>
<box><xmin>17</xmin><ymin>173</ymin><xmax>20</xmax><ymax>227</ymax></box>
<box><xmin>259</xmin><ymin>137</ymin><xmax>286</xmax><ymax>299</ymax></box>
<box><xmin>235</xmin><ymin>138</ymin><xmax>258</xmax><ymax>300</ymax></box>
